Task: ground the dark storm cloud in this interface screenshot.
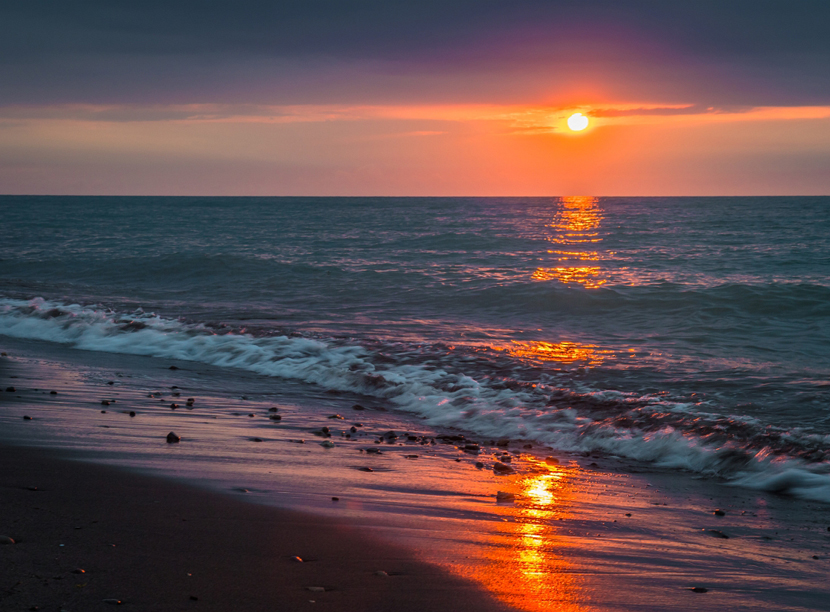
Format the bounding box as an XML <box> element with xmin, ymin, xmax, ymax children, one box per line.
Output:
<box><xmin>2</xmin><ymin>0</ymin><xmax>829</xmax><ymax>105</ymax></box>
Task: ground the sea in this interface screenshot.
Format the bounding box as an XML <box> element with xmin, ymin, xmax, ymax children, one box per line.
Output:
<box><xmin>1</xmin><ymin>195</ymin><xmax>829</xmax><ymax>504</ymax></box>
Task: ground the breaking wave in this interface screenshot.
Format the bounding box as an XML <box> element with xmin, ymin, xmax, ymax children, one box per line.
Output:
<box><xmin>2</xmin><ymin>296</ymin><xmax>830</xmax><ymax>503</ymax></box>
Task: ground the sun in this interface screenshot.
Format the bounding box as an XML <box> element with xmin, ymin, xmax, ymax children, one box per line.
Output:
<box><xmin>567</xmin><ymin>113</ymin><xmax>589</xmax><ymax>131</ymax></box>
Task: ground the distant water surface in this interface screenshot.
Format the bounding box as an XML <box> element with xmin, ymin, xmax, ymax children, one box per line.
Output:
<box><xmin>1</xmin><ymin>196</ymin><xmax>829</xmax><ymax>500</ymax></box>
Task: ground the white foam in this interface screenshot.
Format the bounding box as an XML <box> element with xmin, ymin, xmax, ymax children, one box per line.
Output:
<box><xmin>2</xmin><ymin>297</ymin><xmax>830</xmax><ymax>503</ymax></box>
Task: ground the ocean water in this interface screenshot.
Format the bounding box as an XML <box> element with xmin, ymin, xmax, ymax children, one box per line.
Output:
<box><xmin>1</xmin><ymin>195</ymin><xmax>829</xmax><ymax>501</ymax></box>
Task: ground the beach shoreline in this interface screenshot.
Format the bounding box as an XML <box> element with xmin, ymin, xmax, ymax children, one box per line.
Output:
<box><xmin>3</xmin><ymin>338</ymin><xmax>830</xmax><ymax>612</ymax></box>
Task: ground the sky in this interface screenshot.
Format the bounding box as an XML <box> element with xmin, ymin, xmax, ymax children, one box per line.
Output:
<box><xmin>1</xmin><ymin>0</ymin><xmax>829</xmax><ymax>196</ymax></box>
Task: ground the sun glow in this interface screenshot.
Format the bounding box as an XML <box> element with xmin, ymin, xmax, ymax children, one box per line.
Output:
<box><xmin>567</xmin><ymin>113</ymin><xmax>589</xmax><ymax>131</ymax></box>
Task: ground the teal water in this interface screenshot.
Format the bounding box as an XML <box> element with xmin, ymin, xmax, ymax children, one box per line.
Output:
<box><xmin>1</xmin><ymin>196</ymin><xmax>829</xmax><ymax>499</ymax></box>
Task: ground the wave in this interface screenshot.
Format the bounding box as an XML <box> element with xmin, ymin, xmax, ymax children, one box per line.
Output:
<box><xmin>2</xmin><ymin>296</ymin><xmax>830</xmax><ymax>503</ymax></box>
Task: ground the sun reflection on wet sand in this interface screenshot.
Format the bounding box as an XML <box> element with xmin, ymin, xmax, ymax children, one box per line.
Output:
<box><xmin>466</xmin><ymin>461</ymin><xmax>592</xmax><ymax>612</ymax></box>
<box><xmin>533</xmin><ymin>196</ymin><xmax>608</xmax><ymax>289</ymax></box>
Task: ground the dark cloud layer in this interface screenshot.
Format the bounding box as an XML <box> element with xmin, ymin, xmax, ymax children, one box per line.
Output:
<box><xmin>2</xmin><ymin>1</ymin><xmax>829</xmax><ymax>106</ymax></box>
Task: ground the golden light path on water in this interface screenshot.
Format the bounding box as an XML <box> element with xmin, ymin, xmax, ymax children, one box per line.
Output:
<box><xmin>504</xmin><ymin>340</ymin><xmax>612</xmax><ymax>366</ymax></box>
<box><xmin>532</xmin><ymin>196</ymin><xmax>607</xmax><ymax>289</ymax></box>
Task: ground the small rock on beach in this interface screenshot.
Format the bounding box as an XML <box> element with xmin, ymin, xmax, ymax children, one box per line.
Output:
<box><xmin>166</xmin><ymin>432</ymin><xmax>181</xmax><ymax>443</ymax></box>
<box><xmin>0</xmin><ymin>535</ymin><xmax>16</xmax><ymax>545</ymax></box>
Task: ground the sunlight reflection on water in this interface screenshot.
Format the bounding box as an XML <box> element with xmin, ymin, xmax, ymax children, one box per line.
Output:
<box><xmin>533</xmin><ymin>196</ymin><xmax>608</xmax><ymax>289</ymax></box>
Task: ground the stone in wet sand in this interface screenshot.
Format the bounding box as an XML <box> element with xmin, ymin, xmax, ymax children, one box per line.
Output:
<box><xmin>166</xmin><ymin>432</ymin><xmax>181</xmax><ymax>443</ymax></box>
<box><xmin>496</xmin><ymin>491</ymin><xmax>515</xmax><ymax>502</ymax></box>
<box><xmin>689</xmin><ymin>587</ymin><xmax>708</xmax><ymax>593</ymax></box>
<box><xmin>493</xmin><ymin>462</ymin><xmax>514</xmax><ymax>474</ymax></box>
<box><xmin>23</xmin><ymin>415</ymin><xmax>32</xmax><ymax>420</ymax></box>
<box><xmin>713</xmin><ymin>509</ymin><xmax>726</xmax><ymax>516</ymax></box>
<box><xmin>0</xmin><ymin>535</ymin><xmax>15</xmax><ymax>545</ymax></box>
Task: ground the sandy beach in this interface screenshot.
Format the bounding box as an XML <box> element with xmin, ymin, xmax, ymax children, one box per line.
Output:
<box><xmin>3</xmin><ymin>339</ymin><xmax>830</xmax><ymax>611</ymax></box>
<box><xmin>0</xmin><ymin>442</ymin><xmax>516</xmax><ymax>612</ymax></box>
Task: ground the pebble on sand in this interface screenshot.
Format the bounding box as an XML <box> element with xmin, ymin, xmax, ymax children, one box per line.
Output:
<box><xmin>496</xmin><ymin>491</ymin><xmax>516</xmax><ymax>502</ymax></box>
<box><xmin>689</xmin><ymin>587</ymin><xmax>708</xmax><ymax>593</ymax></box>
<box><xmin>23</xmin><ymin>415</ymin><xmax>32</xmax><ymax>420</ymax></box>
<box><xmin>545</xmin><ymin>456</ymin><xmax>559</xmax><ymax>465</ymax></box>
<box><xmin>129</xmin><ymin>411</ymin><xmax>136</xmax><ymax>417</ymax></box>
<box><xmin>328</xmin><ymin>414</ymin><xmax>344</xmax><ymax>419</ymax></box>
<box><xmin>352</xmin><ymin>404</ymin><xmax>366</xmax><ymax>410</ymax></box>
<box><xmin>332</xmin><ymin>497</ymin><xmax>340</xmax><ymax>501</ymax></box>
<box><xmin>320</xmin><ymin>440</ymin><xmax>335</xmax><ymax>448</ymax></box>
<box><xmin>306</xmin><ymin>587</ymin><xmax>326</xmax><ymax>592</ymax></box>
<box><xmin>170</xmin><ymin>403</ymin><xmax>179</xmax><ymax>409</ymax></box>
<box><xmin>103</xmin><ymin>599</ymin><xmax>123</xmax><ymax>605</ymax></box>
<box><xmin>270</xmin><ymin>414</ymin><xmax>282</xmax><ymax>421</ymax></box>
<box><xmin>493</xmin><ymin>462</ymin><xmax>514</xmax><ymax>475</ymax></box>
<box><xmin>166</xmin><ymin>432</ymin><xmax>181</xmax><ymax>443</ymax></box>
<box><xmin>268</xmin><ymin>406</ymin><xmax>279</xmax><ymax>412</ymax></box>
<box><xmin>374</xmin><ymin>571</ymin><xmax>389</xmax><ymax>577</ymax></box>
<box><xmin>101</xmin><ymin>400</ymin><xmax>110</xmax><ymax>406</ymax></box>
<box><xmin>0</xmin><ymin>535</ymin><xmax>15</xmax><ymax>545</ymax></box>
<box><xmin>50</xmin><ymin>390</ymin><xmax>57</xmax><ymax>395</ymax></box>
<box><xmin>713</xmin><ymin>509</ymin><xmax>726</xmax><ymax>516</ymax></box>
<box><xmin>706</xmin><ymin>529</ymin><xmax>729</xmax><ymax>539</ymax></box>
<box><xmin>358</xmin><ymin>467</ymin><xmax>374</xmax><ymax>472</ymax></box>
<box><xmin>475</xmin><ymin>462</ymin><xmax>484</xmax><ymax>469</ymax></box>
<box><xmin>5</xmin><ymin>386</ymin><xmax>15</xmax><ymax>392</ymax></box>
<box><xmin>291</xmin><ymin>556</ymin><xmax>304</xmax><ymax>562</ymax></box>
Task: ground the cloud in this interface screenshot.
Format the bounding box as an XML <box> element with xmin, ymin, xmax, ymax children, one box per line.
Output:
<box><xmin>1</xmin><ymin>1</ymin><xmax>828</xmax><ymax>107</ymax></box>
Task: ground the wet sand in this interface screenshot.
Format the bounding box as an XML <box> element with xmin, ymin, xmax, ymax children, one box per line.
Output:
<box><xmin>0</xmin><ymin>443</ymin><xmax>514</xmax><ymax>612</ymax></box>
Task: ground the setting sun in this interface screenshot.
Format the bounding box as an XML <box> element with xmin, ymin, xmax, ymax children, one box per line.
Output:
<box><xmin>567</xmin><ymin>113</ymin><xmax>589</xmax><ymax>131</ymax></box>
